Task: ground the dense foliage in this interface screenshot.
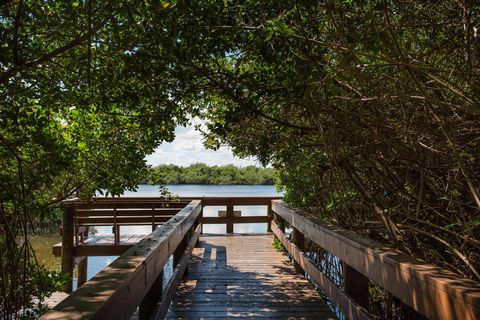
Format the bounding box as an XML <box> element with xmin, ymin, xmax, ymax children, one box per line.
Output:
<box><xmin>0</xmin><ymin>1</ymin><xmax>188</xmax><ymax>316</ymax></box>
<box><xmin>196</xmin><ymin>1</ymin><xmax>480</xmax><ymax>281</ymax></box>
<box><xmin>146</xmin><ymin>163</ymin><xmax>275</xmax><ymax>185</ymax></box>
<box><xmin>143</xmin><ymin>1</ymin><xmax>480</xmax><ymax>315</ymax></box>
<box><xmin>2</xmin><ymin>0</ymin><xmax>480</xmax><ymax>318</ymax></box>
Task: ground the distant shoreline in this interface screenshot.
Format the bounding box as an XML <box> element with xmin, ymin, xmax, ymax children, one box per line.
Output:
<box><xmin>144</xmin><ymin>163</ymin><xmax>276</xmax><ymax>185</ymax></box>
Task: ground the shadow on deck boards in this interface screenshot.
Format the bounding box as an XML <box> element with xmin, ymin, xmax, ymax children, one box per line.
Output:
<box><xmin>165</xmin><ymin>234</ymin><xmax>336</xmax><ymax>319</ymax></box>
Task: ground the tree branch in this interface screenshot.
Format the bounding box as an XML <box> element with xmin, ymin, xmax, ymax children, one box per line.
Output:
<box><xmin>0</xmin><ymin>2</ymin><xmax>114</xmax><ymax>85</ymax></box>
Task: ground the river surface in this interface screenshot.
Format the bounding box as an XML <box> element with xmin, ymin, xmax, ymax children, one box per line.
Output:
<box><xmin>31</xmin><ymin>184</ymin><xmax>281</xmax><ymax>290</ymax></box>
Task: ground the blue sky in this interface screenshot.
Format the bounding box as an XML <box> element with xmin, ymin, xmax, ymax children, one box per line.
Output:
<box><xmin>145</xmin><ymin>125</ymin><xmax>260</xmax><ymax>167</ymax></box>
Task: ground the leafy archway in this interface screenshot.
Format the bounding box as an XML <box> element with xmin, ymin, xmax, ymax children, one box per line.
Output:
<box><xmin>1</xmin><ymin>0</ymin><xmax>480</xmax><ymax>317</ymax></box>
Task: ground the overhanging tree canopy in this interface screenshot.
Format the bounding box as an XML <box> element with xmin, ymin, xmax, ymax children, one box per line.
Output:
<box><xmin>145</xmin><ymin>0</ymin><xmax>480</xmax><ymax>282</ymax></box>
<box><xmin>1</xmin><ymin>1</ymin><xmax>191</xmax><ymax>315</ymax></box>
<box><xmin>1</xmin><ymin>0</ymin><xmax>480</xmax><ymax>317</ymax></box>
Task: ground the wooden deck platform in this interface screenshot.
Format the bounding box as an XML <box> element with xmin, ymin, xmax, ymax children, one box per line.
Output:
<box><xmin>53</xmin><ymin>234</ymin><xmax>145</xmax><ymax>256</ymax></box>
<box><xmin>42</xmin><ymin>292</ymin><xmax>69</xmax><ymax>309</ymax></box>
<box><xmin>166</xmin><ymin>234</ymin><xmax>336</xmax><ymax>319</ymax></box>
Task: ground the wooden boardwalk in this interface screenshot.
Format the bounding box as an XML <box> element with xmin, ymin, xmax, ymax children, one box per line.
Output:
<box><xmin>42</xmin><ymin>198</ymin><xmax>480</xmax><ymax>320</ymax></box>
<box><xmin>166</xmin><ymin>234</ymin><xmax>336</xmax><ymax>319</ymax></box>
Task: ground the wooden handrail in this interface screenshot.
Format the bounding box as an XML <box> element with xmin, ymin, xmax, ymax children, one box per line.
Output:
<box><xmin>271</xmin><ymin>200</ymin><xmax>480</xmax><ymax>320</ymax></box>
<box><xmin>41</xmin><ymin>200</ymin><xmax>202</xmax><ymax>320</ymax></box>
<box><xmin>69</xmin><ymin>196</ymin><xmax>281</xmax><ymax>236</ymax></box>
<box><xmin>198</xmin><ymin>196</ymin><xmax>282</xmax><ymax>206</ymax></box>
<box><xmin>271</xmin><ymin>221</ymin><xmax>371</xmax><ymax>320</ymax></box>
<box><xmin>73</xmin><ymin>202</ymin><xmax>189</xmax><ymax>243</ymax></box>
<box><xmin>56</xmin><ymin>196</ymin><xmax>281</xmax><ymax>291</ymax></box>
<box><xmin>151</xmin><ymin>223</ymin><xmax>202</xmax><ymax>318</ymax></box>
<box><xmin>194</xmin><ymin>196</ymin><xmax>281</xmax><ymax>233</ymax></box>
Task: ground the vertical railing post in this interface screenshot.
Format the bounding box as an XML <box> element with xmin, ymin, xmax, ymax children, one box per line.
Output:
<box><xmin>77</xmin><ymin>256</ymin><xmax>88</xmax><ymax>288</ymax></box>
<box><xmin>291</xmin><ymin>227</ymin><xmax>305</xmax><ymax>274</ymax></box>
<box><xmin>113</xmin><ymin>203</ymin><xmax>119</xmax><ymax>244</ymax></box>
<box><xmin>200</xmin><ymin>200</ymin><xmax>204</xmax><ymax>234</ymax></box>
<box><xmin>61</xmin><ymin>203</ymin><xmax>74</xmax><ymax>293</ymax></box>
<box><xmin>343</xmin><ymin>262</ymin><xmax>370</xmax><ymax>310</ymax></box>
<box><xmin>267</xmin><ymin>203</ymin><xmax>273</xmax><ymax>232</ymax></box>
<box><xmin>139</xmin><ymin>270</ymin><xmax>163</xmax><ymax>320</ymax></box>
<box><xmin>151</xmin><ymin>203</ymin><xmax>156</xmax><ymax>232</ymax></box>
<box><xmin>273</xmin><ymin>209</ymin><xmax>285</xmax><ymax>236</ymax></box>
<box><xmin>173</xmin><ymin>234</ymin><xmax>188</xmax><ymax>269</ymax></box>
<box><xmin>226</xmin><ymin>199</ymin><xmax>234</xmax><ymax>234</ymax></box>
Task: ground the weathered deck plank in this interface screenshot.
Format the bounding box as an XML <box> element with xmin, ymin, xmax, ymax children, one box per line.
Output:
<box><xmin>52</xmin><ymin>234</ymin><xmax>146</xmax><ymax>256</ymax></box>
<box><xmin>166</xmin><ymin>234</ymin><xmax>336</xmax><ymax>319</ymax></box>
<box><xmin>41</xmin><ymin>292</ymin><xmax>69</xmax><ymax>309</ymax></box>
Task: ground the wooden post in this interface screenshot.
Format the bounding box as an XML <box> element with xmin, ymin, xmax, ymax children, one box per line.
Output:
<box><xmin>61</xmin><ymin>203</ymin><xmax>74</xmax><ymax>293</ymax></box>
<box><xmin>199</xmin><ymin>204</ymin><xmax>204</xmax><ymax>234</ymax></box>
<box><xmin>275</xmin><ymin>212</ymin><xmax>285</xmax><ymax>232</ymax></box>
<box><xmin>291</xmin><ymin>227</ymin><xmax>305</xmax><ymax>274</ymax></box>
<box><xmin>226</xmin><ymin>200</ymin><xmax>234</xmax><ymax>234</ymax></box>
<box><xmin>139</xmin><ymin>270</ymin><xmax>163</xmax><ymax>320</ymax></box>
<box><xmin>343</xmin><ymin>262</ymin><xmax>370</xmax><ymax>310</ymax></box>
<box><xmin>113</xmin><ymin>203</ymin><xmax>119</xmax><ymax>244</ymax></box>
<box><xmin>273</xmin><ymin>212</ymin><xmax>285</xmax><ymax>242</ymax></box>
<box><xmin>77</xmin><ymin>256</ymin><xmax>88</xmax><ymax>288</ymax></box>
<box><xmin>193</xmin><ymin>208</ymin><xmax>200</xmax><ymax>231</ymax></box>
<box><xmin>173</xmin><ymin>234</ymin><xmax>188</xmax><ymax>268</ymax></box>
<box><xmin>152</xmin><ymin>203</ymin><xmax>156</xmax><ymax>232</ymax></box>
<box><xmin>80</xmin><ymin>226</ymin><xmax>88</xmax><ymax>243</ymax></box>
<box><xmin>267</xmin><ymin>203</ymin><xmax>273</xmax><ymax>232</ymax></box>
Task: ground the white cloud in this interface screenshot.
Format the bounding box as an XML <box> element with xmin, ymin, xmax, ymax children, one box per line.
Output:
<box><xmin>145</xmin><ymin>125</ymin><xmax>260</xmax><ymax>167</ymax></box>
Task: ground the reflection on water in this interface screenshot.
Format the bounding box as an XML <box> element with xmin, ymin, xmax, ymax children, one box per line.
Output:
<box><xmin>29</xmin><ymin>233</ymin><xmax>62</xmax><ymax>272</ymax></box>
<box><xmin>30</xmin><ymin>184</ymin><xmax>282</xmax><ymax>290</ymax></box>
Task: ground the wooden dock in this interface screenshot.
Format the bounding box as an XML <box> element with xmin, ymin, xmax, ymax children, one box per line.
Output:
<box><xmin>41</xmin><ymin>197</ymin><xmax>480</xmax><ymax>320</ymax></box>
<box><xmin>166</xmin><ymin>234</ymin><xmax>335</xmax><ymax>319</ymax></box>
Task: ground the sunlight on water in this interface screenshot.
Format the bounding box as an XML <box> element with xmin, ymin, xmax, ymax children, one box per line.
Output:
<box><xmin>29</xmin><ymin>233</ymin><xmax>62</xmax><ymax>272</ymax></box>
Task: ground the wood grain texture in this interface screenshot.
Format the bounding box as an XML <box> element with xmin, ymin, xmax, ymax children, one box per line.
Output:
<box><xmin>272</xmin><ymin>200</ymin><xmax>480</xmax><ymax>320</ymax></box>
<box><xmin>151</xmin><ymin>224</ymin><xmax>202</xmax><ymax>319</ymax></box>
<box><xmin>272</xmin><ymin>222</ymin><xmax>371</xmax><ymax>320</ymax></box>
<box><xmin>52</xmin><ymin>234</ymin><xmax>147</xmax><ymax>257</ymax></box>
<box><xmin>61</xmin><ymin>204</ymin><xmax>75</xmax><ymax>292</ymax></box>
<box><xmin>41</xmin><ymin>200</ymin><xmax>202</xmax><ymax>320</ymax></box>
<box><xmin>165</xmin><ymin>234</ymin><xmax>336</xmax><ymax>319</ymax></box>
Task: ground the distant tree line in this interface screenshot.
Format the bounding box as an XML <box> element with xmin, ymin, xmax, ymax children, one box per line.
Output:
<box><xmin>145</xmin><ymin>163</ymin><xmax>276</xmax><ymax>185</ymax></box>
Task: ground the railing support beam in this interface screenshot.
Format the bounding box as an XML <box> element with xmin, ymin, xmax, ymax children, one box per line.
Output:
<box><xmin>226</xmin><ymin>199</ymin><xmax>234</xmax><ymax>234</ymax></box>
<box><xmin>61</xmin><ymin>203</ymin><xmax>74</xmax><ymax>293</ymax></box>
<box><xmin>77</xmin><ymin>256</ymin><xmax>88</xmax><ymax>288</ymax></box>
<box><xmin>139</xmin><ymin>270</ymin><xmax>163</xmax><ymax>320</ymax></box>
<box><xmin>292</xmin><ymin>227</ymin><xmax>305</xmax><ymax>274</ymax></box>
<box><xmin>273</xmin><ymin>211</ymin><xmax>285</xmax><ymax>246</ymax></box>
<box><xmin>343</xmin><ymin>262</ymin><xmax>370</xmax><ymax>311</ymax></box>
<box><xmin>174</xmin><ymin>234</ymin><xmax>188</xmax><ymax>268</ymax></box>
<box><xmin>267</xmin><ymin>204</ymin><xmax>273</xmax><ymax>232</ymax></box>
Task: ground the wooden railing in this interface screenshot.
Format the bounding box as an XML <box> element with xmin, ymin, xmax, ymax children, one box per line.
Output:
<box><xmin>271</xmin><ymin>200</ymin><xmax>480</xmax><ymax>320</ymax></box>
<box><xmin>41</xmin><ymin>200</ymin><xmax>202</xmax><ymax>320</ymax></box>
<box><xmin>72</xmin><ymin>199</ymin><xmax>190</xmax><ymax>244</ymax></box>
<box><xmin>42</xmin><ymin>197</ymin><xmax>480</xmax><ymax>319</ymax></box>
<box><xmin>193</xmin><ymin>196</ymin><xmax>282</xmax><ymax>233</ymax></box>
<box><xmin>69</xmin><ymin>196</ymin><xmax>282</xmax><ymax>240</ymax></box>
<box><xmin>45</xmin><ymin>196</ymin><xmax>281</xmax><ymax>318</ymax></box>
<box><xmin>59</xmin><ymin>198</ymin><xmax>192</xmax><ymax>291</ymax></box>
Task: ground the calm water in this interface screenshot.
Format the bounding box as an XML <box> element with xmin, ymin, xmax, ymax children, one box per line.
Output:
<box><xmin>124</xmin><ymin>184</ymin><xmax>280</xmax><ymax>197</ymax></box>
<box><xmin>32</xmin><ymin>184</ymin><xmax>282</xmax><ymax>289</ymax></box>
